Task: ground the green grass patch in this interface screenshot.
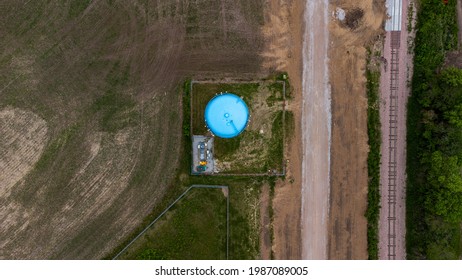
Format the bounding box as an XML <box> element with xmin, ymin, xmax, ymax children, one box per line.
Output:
<box><xmin>267</xmin><ymin>111</ymin><xmax>284</xmax><ymax>171</ymax></box>
<box><xmin>284</xmin><ymin>110</ymin><xmax>295</xmax><ymax>140</ymax></box>
<box><xmin>214</xmin><ymin>136</ymin><xmax>242</xmax><ymax>159</ymax></box>
<box><xmin>122</xmin><ymin>187</ymin><xmax>227</xmax><ymax>260</ymax></box>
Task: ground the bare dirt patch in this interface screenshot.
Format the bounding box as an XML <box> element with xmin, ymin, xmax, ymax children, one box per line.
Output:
<box><xmin>0</xmin><ymin>126</ymin><xmax>143</xmax><ymax>258</ymax></box>
<box><xmin>0</xmin><ymin>108</ymin><xmax>48</xmax><ymax>251</ymax></box>
<box><xmin>344</xmin><ymin>8</ymin><xmax>365</xmax><ymax>30</ymax></box>
<box><xmin>328</xmin><ymin>0</ymin><xmax>386</xmax><ymax>259</ymax></box>
<box><xmin>446</xmin><ymin>51</ymin><xmax>462</xmax><ymax>68</ymax></box>
<box><xmin>261</xmin><ymin>0</ymin><xmax>292</xmax><ymax>72</ymax></box>
<box><xmin>0</xmin><ymin>108</ymin><xmax>48</xmax><ymax>197</ymax></box>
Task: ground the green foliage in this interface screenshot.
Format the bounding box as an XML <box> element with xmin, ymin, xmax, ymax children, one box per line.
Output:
<box><xmin>407</xmin><ymin>2</ymin><xmax>414</xmax><ymax>33</ymax></box>
<box><xmin>365</xmin><ymin>55</ymin><xmax>381</xmax><ymax>260</ymax></box>
<box><xmin>441</xmin><ymin>67</ymin><xmax>462</xmax><ymax>87</ymax></box>
<box><xmin>265</xmin><ymin>82</ymin><xmax>284</xmax><ymax>107</ymax></box>
<box><xmin>445</xmin><ymin>104</ymin><xmax>462</xmax><ymax>128</ymax></box>
<box><xmin>284</xmin><ymin>111</ymin><xmax>295</xmax><ymax>139</ymax></box>
<box><xmin>406</xmin><ymin>0</ymin><xmax>461</xmax><ymax>259</ymax></box>
<box><xmin>267</xmin><ymin>81</ymin><xmax>284</xmax><ymax>96</ymax></box>
<box><xmin>426</xmin><ymin>151</ymin><xmax>462</xmax><ymax>222</ymax></box>
<box><xmin>425</xmin><ymin>216</ymin><xmax>461</xmax><ymax>259</ymax></box>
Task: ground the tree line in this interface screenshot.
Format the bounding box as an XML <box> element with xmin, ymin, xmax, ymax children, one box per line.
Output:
<box><xmin>407</xmin><ymin>0</ymin><xmax>461</xmax><ymax>259</ymax></box>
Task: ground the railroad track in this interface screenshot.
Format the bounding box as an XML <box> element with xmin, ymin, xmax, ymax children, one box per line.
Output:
<box><xmin>387</xmin><ymin>30</ymin><xmax>401</xmax><ymax>260</ymax></box>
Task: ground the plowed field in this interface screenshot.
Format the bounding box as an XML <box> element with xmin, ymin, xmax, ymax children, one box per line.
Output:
<box><xmin>0</xmin><ymin>0</ymin><xmax>266</xmax><ymax>259</ymax></box>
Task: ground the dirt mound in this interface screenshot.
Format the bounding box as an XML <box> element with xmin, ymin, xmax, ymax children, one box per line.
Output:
<box><xmin>344</xmin><ymin>8</ymin><xmax>365</xmax><ymax>30</ymax></box>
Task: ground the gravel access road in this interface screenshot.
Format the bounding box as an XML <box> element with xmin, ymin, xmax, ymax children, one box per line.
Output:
<box><xmin>301</xmin><ymin>0</ymin><xmax>331</xmax><ymax>260</ymax></box>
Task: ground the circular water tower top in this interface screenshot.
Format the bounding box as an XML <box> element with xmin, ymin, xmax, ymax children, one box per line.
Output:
<box><xmin>205</xmin><ymin>93</ymin><xmax>249</xmax><ymax>138</ymax></box>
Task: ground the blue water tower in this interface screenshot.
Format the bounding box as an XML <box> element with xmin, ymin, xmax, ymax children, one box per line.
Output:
<box><xmin>204</xmin><ymin>93</ymin><xmax>249</xmax><ymax>138</ymax></box>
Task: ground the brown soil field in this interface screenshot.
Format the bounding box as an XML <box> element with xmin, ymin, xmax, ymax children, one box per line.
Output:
<box><xmin>328</xmin><ymin>0</ymin><xmax>386</xmax><ymax>259</ymax></box>
<box><xmin>0</xmin><ymin>0</ymin><xmax>269</xmax><ymax>259</ymax></box>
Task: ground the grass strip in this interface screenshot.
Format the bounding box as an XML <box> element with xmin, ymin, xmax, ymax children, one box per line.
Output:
<box><xmin>365</xmin><ymin>50</ymin><xmax>381</xmax><ymax>260</ymax></box>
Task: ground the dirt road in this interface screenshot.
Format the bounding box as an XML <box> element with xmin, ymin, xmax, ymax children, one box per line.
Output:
<box><xmin>378</xmin><ymin>0</ymin><xmax>411</xmax><ymax>260</ymax></box>
<box><xmin>301</xmin><ymin>0</ymin><xmax>331</xmax><ymax>260</ymax></box>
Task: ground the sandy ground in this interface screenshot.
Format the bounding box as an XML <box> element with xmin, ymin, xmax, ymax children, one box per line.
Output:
<box><xmin>328</xmin><ymin>1</ymin><xmax>385</xmax><ymax>259</ymax></box>
<box><xmin>264</xmin><ymin>0</ymin><xmax>303</xmax><ymax>260</ymax></box>
<box><xmin>300</xmin><ymin>0</ymin><xmax>331</xmax><ymax>260</ymax></box>
<box><xmin>378</xmin><ymin>0</ymin><xmax>412</xmax><ymax>260</ymax></box>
